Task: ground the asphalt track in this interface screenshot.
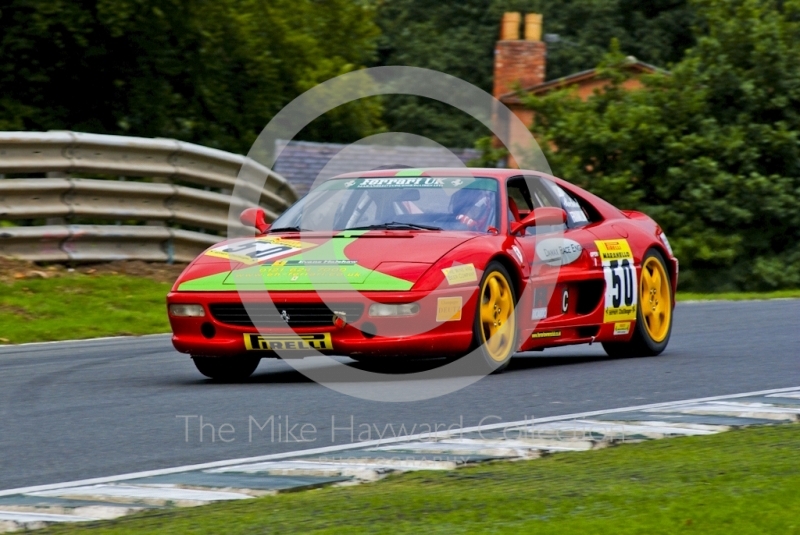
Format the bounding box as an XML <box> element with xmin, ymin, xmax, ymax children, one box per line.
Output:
<box><xmin>1</xmin><ymin>300</ymin><xmax>798</xmax><ymax>491</ymax></box>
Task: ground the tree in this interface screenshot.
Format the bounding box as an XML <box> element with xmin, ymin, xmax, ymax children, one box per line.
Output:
<box><xmin>373</xmin><ymin>0</ymin><xmax>696</xmax><ymax>147</ymax></box>
<box><xmin>0</xmin><ymin>0</ymin><xmax>382</xmax><ymax>153</ymax></box>
<box><xmin>540</xmin><ymin>0</ymin><xmax>696</xmax><ymax>80</ymax></box>
<box><xmin>522</xmin><ymin>0</ymin><xmax>800</xmax><ymax>290</ymax></box>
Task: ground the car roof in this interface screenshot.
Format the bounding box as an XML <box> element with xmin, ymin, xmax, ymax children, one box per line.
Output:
<box><xmin>331</xmin><ymin>168</ymin><xmax>543</xmax><ymax>180</ymax></box>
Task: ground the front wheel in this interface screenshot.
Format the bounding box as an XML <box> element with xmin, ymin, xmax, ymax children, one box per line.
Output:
<box><xmin>472</xmin><ymin>261</ymin><xmax>518</xmax><ymax>373</ymax></box>
<box><xmin>192</xmin><ymin>356</ymin><xmax>261</xmax><ymax>381</ymax></box>
<box><xmin>603</xmin><ymin>249</ymin><xmax>673</xmax><ymax>358</ymax></box>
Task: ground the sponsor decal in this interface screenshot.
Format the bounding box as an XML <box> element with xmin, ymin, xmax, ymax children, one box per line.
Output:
<box><xmin>442</xmin><ymin>264</ymin><xmax>478</xmax><ymax>285</ymax></box>
<box><xmin>207</xmin><ymin>236</ymin><xmax>315</xmax><ymax>265</ymax></box>
<box><xmin>244</xmin><ymin>333</ymin><xmax>333</xmax><ymax>351</ymax></box>
<box><xmin>335</xmin><ymin>177</ymin><xmax>498</xmax><ymax>191</ymax></box>
<box><xmin>569</xmin><ymin>210</ymin><xmax>588</xmax><ymax>223</ymax></box>
<box><xmin>535</xmin><ymin>238</ymin><xmax>583</xmax><ymax>266</ymax></box>
<box><xmin>228</xmin><ymin>264</ymin><xmax>366</xmax><ymax>282</ymax></box>
<box><xmin>560</xmin><ymin>196</ymin><xmax>580</xmax><ymax>209</ymax></box>
<box><xmin>532</xmin><ymin>286</ymin><xmax>549</xmax><ymax>320</ymax></box>
<box><xmin>531</xmin><ymin>330</ymin><xmax>561</xmax><ymax>339</ymax></box>
<box><xmin>511</xmin><ymin>245</ymin><xmax>524</xmax><ymax>265</ymax></box>
<box><xmin>531</xmin><ymin>307</ymin><xmax>547</xmax><ymax>320</ymax></box>
<box><xmin>264</xmin><ymin>259</ymin><xmax>358</xmax><ymax>266</ymax></box>
<box><xmin>614</xmin><ymin>322</ymin><xmax>631</xmax><ymax>336</ymax></box>
<box><xmin>436</xmin><ymin>296</ymin><xmax>463</xmax><ymax>322</ymax></box>
<box><xmin>354</xmin><ymin>177</ymin><xmax>444</xmax><ymax>188</ymax></box>
<box><xmin>595</xmin><ymin>239</ymin><xmax>634</xmax><ymax>262</ymax></box>
<box><xmin>561</xmin><ymin>287</ymin><xmax>570</xmax><ymax>313</ymax></box>
<box><xmin>595</xmin><ymin>239</ymin><xmax>638</xmax><ymax>323</ymax></box>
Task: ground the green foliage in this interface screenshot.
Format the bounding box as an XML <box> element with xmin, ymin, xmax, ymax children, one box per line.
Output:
<box><xmin>0</xmin><ymin>0</ymin><xmax>697</xmax><ymax>151</ymax></box>
<box><xmin>0</xmin><ymin>0</ymin><xmax>382</xmax><ymax>153</ymax></box>
<box><xmin>522</xmin><ymin>0</ymin><xmax>800</xmax><ymax>291</ymax></box>
<box><xmin>374</xmin><ymin>0</ymin><xmax>695</xmax><ymax>147</ymax></box>
<box><xmin>540</xmin><ymin>0</ymin><xmax>697</xmax><ymax>80</ymax></box>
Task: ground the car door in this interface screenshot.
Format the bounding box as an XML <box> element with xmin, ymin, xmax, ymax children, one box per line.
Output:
<box><xmin>508</xmin><ymin>176</ymin><xmax>596</xmax><ymax>324</ymax></box>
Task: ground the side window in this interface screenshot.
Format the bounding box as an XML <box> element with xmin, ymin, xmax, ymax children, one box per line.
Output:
<box><xmin>545</xmin><ymin>182</ymin><xmax>591</xmax><ymax>228</ymax></box>
<box><xmin>507</xmin><ymin>177</ymin><xmax>566</xmax><ymax>235</ymax></box>
<box><xmin>507</xmin><ymin>181</ymin><xmax>532</xmax><ymax>221</ymax></box>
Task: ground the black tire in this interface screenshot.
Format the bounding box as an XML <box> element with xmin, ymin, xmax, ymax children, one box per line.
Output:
<box><xmin>471</xmin><ymin>261</ymin><xmax>518</xmax><ymax>374</ymax></box>
<box><xmin>602</xmin><ymin>248</ymin><xmax>673</xmax><ymax>358</ymax></box>
<box><xmin>192</xmin><ymin>356</ymin><xmax>261</xmax><ymax>381</ymax></box>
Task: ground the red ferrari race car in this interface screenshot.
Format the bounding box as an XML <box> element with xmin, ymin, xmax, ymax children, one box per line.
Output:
<box><xmin>167</xmin><ymin>168</ymin><xmax>678</xmax><ymax>380</ymax></box>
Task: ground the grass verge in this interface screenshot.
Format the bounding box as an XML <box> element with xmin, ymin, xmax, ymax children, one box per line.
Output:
<box><xmin>39</xmin><ymin>424</ymin><xmax>800</xmax><ymax>534</ymax></box>
<box><xmin>0</xmin><ymin>274</ymin><xmax>171</xmax><ymax>344</ymax></box>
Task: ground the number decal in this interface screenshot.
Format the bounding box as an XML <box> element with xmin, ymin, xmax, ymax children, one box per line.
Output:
<box><xmin>206</xmin><ymin>237</ymin><xmax>315</xmax><ymax>265</ymax></box>
<box><xmin>596</xmin><ymin>240</ymin><xmax>638</xmax><ymax>322</ymax></box>
<box><xmin>608</xmin><ymin>259</ymin><xmax>635</xmax><ymax>309</ymax></box>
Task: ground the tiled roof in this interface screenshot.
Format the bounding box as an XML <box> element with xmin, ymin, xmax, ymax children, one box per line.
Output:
<box><xmin>499</xmin><ymin>59</ymin><xmax>666</xmax><ymax>104</ymax></box>
<box><xmin>273</xmin><ymin>140</ymin><xmax>481</xmax><ymax>197</ymax></box>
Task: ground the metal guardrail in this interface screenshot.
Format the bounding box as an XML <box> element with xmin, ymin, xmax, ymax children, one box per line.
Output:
<box><xmin>0</xmin><ymin>131</ymin><xmax>298</xmax><ymax>263</ymax></box>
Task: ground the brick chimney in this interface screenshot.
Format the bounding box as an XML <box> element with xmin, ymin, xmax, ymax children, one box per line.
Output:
<box><xmin>493</xmin><ymin>13</ymin><xmax>546</xmax><ymax>98</ymax></box>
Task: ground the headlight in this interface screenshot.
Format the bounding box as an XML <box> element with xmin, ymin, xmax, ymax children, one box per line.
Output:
<box><xmin>368</xmin><ymin>303</ymin><xmax>420</xmax><ymax>317</ymax></box>
<box><xmin>169</xmin><ymin>304</ymin><xmax>206</xmax><ymax>317</ymax></box>
<box><xmin>658</xmin><ymin>232</ymin><xmax>673</xmax><ymax>256</ymax></box>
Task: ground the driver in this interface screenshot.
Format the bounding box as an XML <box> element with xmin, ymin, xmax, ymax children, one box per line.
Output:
<box><xmin>450</xmin><ymin>187</ymin><xmax>495</xmax><ymax>231</ymax></box>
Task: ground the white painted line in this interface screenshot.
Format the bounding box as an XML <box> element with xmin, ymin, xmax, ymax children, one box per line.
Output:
<box><xmin>0</xmin><ymin>511</ymin><xmax>99</xmax><ymax>523</ymax></box>
<box><xmin>767</xmin><ymin>392</ymin><xmax>800</xmax><ymax>399</ymax></box>
<box><xmin>29</xmin><ymin>484</ymin><xmax>251</xmax><ymax>502</ymax></box>
<box><xmin>0</xmin><ymin>333</ymin><xmax>171</xmax><ymax>351</ymax></box>
<box><xmin>209</xmin><ymin>461</ymin><xmax>393</xmax><ymax>481</ymax></box>
<box><xmin>370</xmin><ymin>442</ymin><xmax>534</xmax><ymax>457</ymax></box>
<box><xmin>587</xmin><ymin>420</ymin><xmax>729</xmax><ymax>432</ymax></box>
<box><xmin>2</xmin><ymin>385</ymin><xmax>798</xmax><ymax>498</ymax></box>
<box><xmin>650</xmin><ymin>403</ymin><xmax>800</xmax><ymax>421</ymax></box>
<box><xmin>512</xmin><ymin>420</ymin><xmax>719</xmax><ymax>436</ymax></box>
<box><xmin>432</xmin><ymin>438</ymin><xmax>588</xmax><ymax>452</ymax></box>
<box><xmin>210</xmin><ymin>459</ymin><xmax>454</xmax><ymax>475</ymax></box>
<box><xmin>655</xmin><ymin>402</ymin><xmax>800</xmax><ymax>413</ymax></box>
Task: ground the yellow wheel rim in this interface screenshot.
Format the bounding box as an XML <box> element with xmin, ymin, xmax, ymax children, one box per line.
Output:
<box><xmin>479</xmin><ymin>272</ymin><xmax>516</xmax><ymax>362</ymax></box>
<box><xmin>639</xmin><ymin>257</ymin><xmax>671</xmax><ymax>342</ymax></box>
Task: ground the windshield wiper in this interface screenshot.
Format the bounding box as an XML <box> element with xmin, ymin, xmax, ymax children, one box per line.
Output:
<box><xmin>269</xmin><ymin>226</ymin><xmax>309</xmax><ymax>233</ymax></box>
<box><xmin>345</xmin><ymin>222</ymin><xmax>442</xmax><ymax>231</ymax></box>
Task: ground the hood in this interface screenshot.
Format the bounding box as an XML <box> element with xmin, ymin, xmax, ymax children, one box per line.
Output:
<box><xmin>175</xmin><ymin>231</ymin><xmax>477</xmax><ymax>292</ymax></box>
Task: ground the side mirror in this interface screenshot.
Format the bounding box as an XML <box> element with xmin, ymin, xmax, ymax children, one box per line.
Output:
<box><xmin>240</xmin><ymin>207</ymin><xmax>270</xmax><ymax>234</ymax></box>
<box><xmin>510</xmin><ymin>207</ymin><xmax>567</xmax><ymax>235</ymax></box>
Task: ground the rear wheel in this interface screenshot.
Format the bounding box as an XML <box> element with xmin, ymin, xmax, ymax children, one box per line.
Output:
<box><xmin>192</xmin><ymin>356</ymin><xmax>261</xmax><ymax>381</ymax></box>
<box><xmin>473</xmin><ymin>262</ymin><xmax>517</xmax><ymax>373</ymax></box>
<box><xmin>603</xmin><ymin>249</ymin><xmax>673</xmax><ymax>358</ymax></box>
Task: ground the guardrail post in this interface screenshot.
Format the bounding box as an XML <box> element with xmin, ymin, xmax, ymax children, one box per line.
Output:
<box><xmin>166</xmin><ymin>236</ymin><xmax>175</xmax><ymax>265</ymax></box>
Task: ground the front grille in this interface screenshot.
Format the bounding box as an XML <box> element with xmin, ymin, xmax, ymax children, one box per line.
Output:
<box><xmin>209</xmin><ymin>303</ymin><xmax>364</xmax><ymax>328</ymax></box>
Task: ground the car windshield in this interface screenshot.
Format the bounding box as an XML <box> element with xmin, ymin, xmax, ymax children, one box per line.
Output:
<box><xmin>271</xmin><ymin>176</ymin><xmax>499</xmax><ymax>232</ymax></box>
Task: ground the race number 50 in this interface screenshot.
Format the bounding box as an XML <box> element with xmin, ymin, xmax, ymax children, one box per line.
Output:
<box><xmin>595</xmin><ymin>239</ymin><xmax>638</xmax><ymax>322</ymax></box>
<box><xmin>607</xmin><ymin>259</ymin><xmax>635</xmax><ymax>308</ymax></box>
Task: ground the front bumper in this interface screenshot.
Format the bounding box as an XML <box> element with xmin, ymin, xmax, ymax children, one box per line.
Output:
<box><xmin>168</xmin><ymin>288</ymin><xmax>477</xmax><ymax>359</ymax></box>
